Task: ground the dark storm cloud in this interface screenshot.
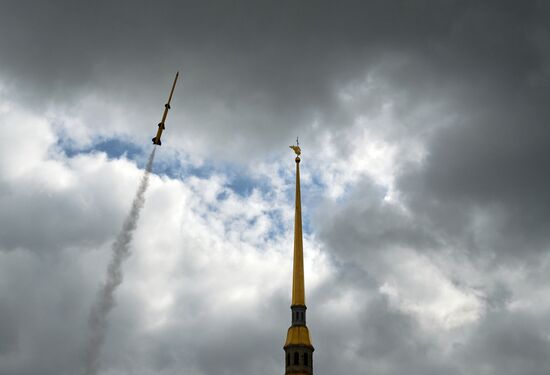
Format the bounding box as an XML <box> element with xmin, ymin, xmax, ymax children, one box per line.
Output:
<box><xmin>316</xmin><ymin>180</ymin><xmax>439</xmax><ymax>261</ymax></box>
<box><xmin>308</xmin><ymin>266</ymin><xmax>462</xmax><ymax>375</ymax></box>
<box><xmin>0</xmin><ymin>251</ymin><xmax>92</xmax><ymax>375</ymax></box>
<box><xmin>0</xmin><ymin>180</ymin><xmax>121</xmax><ymax>253</ymax></box>
<box><xmin>0</xmin><ymin>301</ymin><xmax>18</xmax><ymax>354</ymax></box>
<box><xmin>2</xmin><ymin>1</ymin><xmax>550</xmax><ymax>375</ymax></box>
<box><xmin>0</xmin><ymin>0</ymin><xmax>490</xmax><ymax>156</ymax></box>
<box><xmin>456</xmin><ymin>310</ymin><xmax>550</xmax><ymax>375</ymax></box>
<box><xmin>394</xmin><ymin>1</ymin><xmax>550</xmax><ymax>259</ymax></box>
<box><xmin>302</xmin><ymin>3</ymin><xmax>550</xmax><ymax>374</ymax></box>
<box><xmin>355</xmin><ymin>296</ymin><xmax>461</xmax><ymax>375</ymax></box>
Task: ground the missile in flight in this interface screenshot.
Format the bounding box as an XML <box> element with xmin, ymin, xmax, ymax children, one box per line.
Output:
<box><xmin>152</xmin><ymin>72</ymin><xmax>179</xmax><ymax>146</ymax></box>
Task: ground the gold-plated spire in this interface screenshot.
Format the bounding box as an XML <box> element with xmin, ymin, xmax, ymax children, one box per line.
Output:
<box><xmin>284</xmin><ymin>142</ymin><xmax>314</xmax><ymax>374</ymax></box>
<box><xmin>290</xmin><ymin>144</ymin><xmax>305</xmax><ymax>306</ymax></box>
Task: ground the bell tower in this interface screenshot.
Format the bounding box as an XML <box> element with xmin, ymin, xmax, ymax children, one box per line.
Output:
<box><xmin>284</xmin><ymin>141</ymin><xmax>314</xmax><ymax>375</ymax></box>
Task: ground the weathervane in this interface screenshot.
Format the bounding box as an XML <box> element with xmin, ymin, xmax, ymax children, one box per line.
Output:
<box><xmin>289</xmin><ymin>137</ymin><xmax>301</xmax><ymax>162</ymax></box>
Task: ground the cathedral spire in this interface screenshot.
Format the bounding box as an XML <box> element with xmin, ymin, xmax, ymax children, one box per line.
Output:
<box><xmin>284</xmin><ymin>142</ymin><xmax>314</xmax><ymax>375</ymax></box>
<box><xmin>291</xmin><ymin>144</ymin><xmax>305</xmax><ymax>306</ymax></box>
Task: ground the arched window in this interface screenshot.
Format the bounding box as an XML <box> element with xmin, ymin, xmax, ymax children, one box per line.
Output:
<box><xmin>286</xmin><ymin>353</ymin><xmax>290</xmax><ymax>366</ymax></box>
<box><xmin>294</xmin><ymin>352</ymin><xmax>299</xmax><ymax>365</ymax></box>
<box><xmin>303</xmin><ymin>353</ymin><xmax>309</xmax><ymax>366</ymax></box>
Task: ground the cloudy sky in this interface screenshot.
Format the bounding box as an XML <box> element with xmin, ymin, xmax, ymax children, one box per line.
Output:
<box><xmin>1</xmin><ymin>1</ymin><xmax>550</xmax><ymax>374</ymax></box>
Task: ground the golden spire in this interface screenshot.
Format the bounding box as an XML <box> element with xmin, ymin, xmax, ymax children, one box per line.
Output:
<box><xmin>290</xmin><ymin>142</ymin><xmax>305</xmax><ymax>306</ymax></box>
<box><xmin>284</xmin><ymin>140</ymin><xmax>314</xmax><ymax>374</ymax></box>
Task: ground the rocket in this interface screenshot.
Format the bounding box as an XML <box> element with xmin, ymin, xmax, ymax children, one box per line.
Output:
<box><xmin>152</xmin><ymin>72</ymin><xmax>179</xmax><ymax>146</ymax></box>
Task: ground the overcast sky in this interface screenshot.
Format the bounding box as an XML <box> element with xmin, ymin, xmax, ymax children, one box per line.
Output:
<box><xmin>1</xmin><ymin>1</ymin><xmax>550</xmax><ymax>374</ymax></box>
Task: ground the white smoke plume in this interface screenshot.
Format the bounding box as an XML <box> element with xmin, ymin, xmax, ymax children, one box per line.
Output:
<box><xmin>83</xmin><ymin>147</ymin><xmax>156</xmax><ymax>375</ymax></box>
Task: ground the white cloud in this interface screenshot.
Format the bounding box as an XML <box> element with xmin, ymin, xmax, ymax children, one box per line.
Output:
<box><xmin>378</xmin><ymin>248</ymin><xmax>485</xmax><ymax>330</ymax></box>
<box><xmin>0</xmin><ymin>96</ymin><xmax>335</xmax><ymax>374</ymax></box>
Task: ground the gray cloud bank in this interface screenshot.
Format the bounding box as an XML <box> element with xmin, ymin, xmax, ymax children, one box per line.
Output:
<box><xmin>1</xmin><ymin>1</ymin><xmax>550</xmax><ymax>375</ymax></box>
<box><xmin>2</xmin><ymin>1</ymin><xmax>545</xmax><ymax>158</ymax></box>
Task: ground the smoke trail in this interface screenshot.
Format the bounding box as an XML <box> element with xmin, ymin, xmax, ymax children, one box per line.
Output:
<box><xmin>83</xmin><ymin>147</ymin><xmax>156</xmax><ymax>375</ymax></box>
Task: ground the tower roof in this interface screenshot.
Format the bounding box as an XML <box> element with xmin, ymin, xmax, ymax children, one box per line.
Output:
<box><xmin>284</xmin><ymin>326</ymin><xmax>312</xmax><ymax>347</ymax></box>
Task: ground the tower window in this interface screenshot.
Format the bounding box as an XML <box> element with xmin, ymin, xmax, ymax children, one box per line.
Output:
<box><xmin>304</xmin><ymin>353</ymin><xmax>309</xmax><ymax>366</ymax></box>
<box><xmin>286</xmin><ymin>353</ymin><xmax>290</xmax><ymax>366</ymax></box>
<box><xmin>294</xmin><ymin>352</ymin><xmax>299</xmax><ymax>365</ymax></box>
